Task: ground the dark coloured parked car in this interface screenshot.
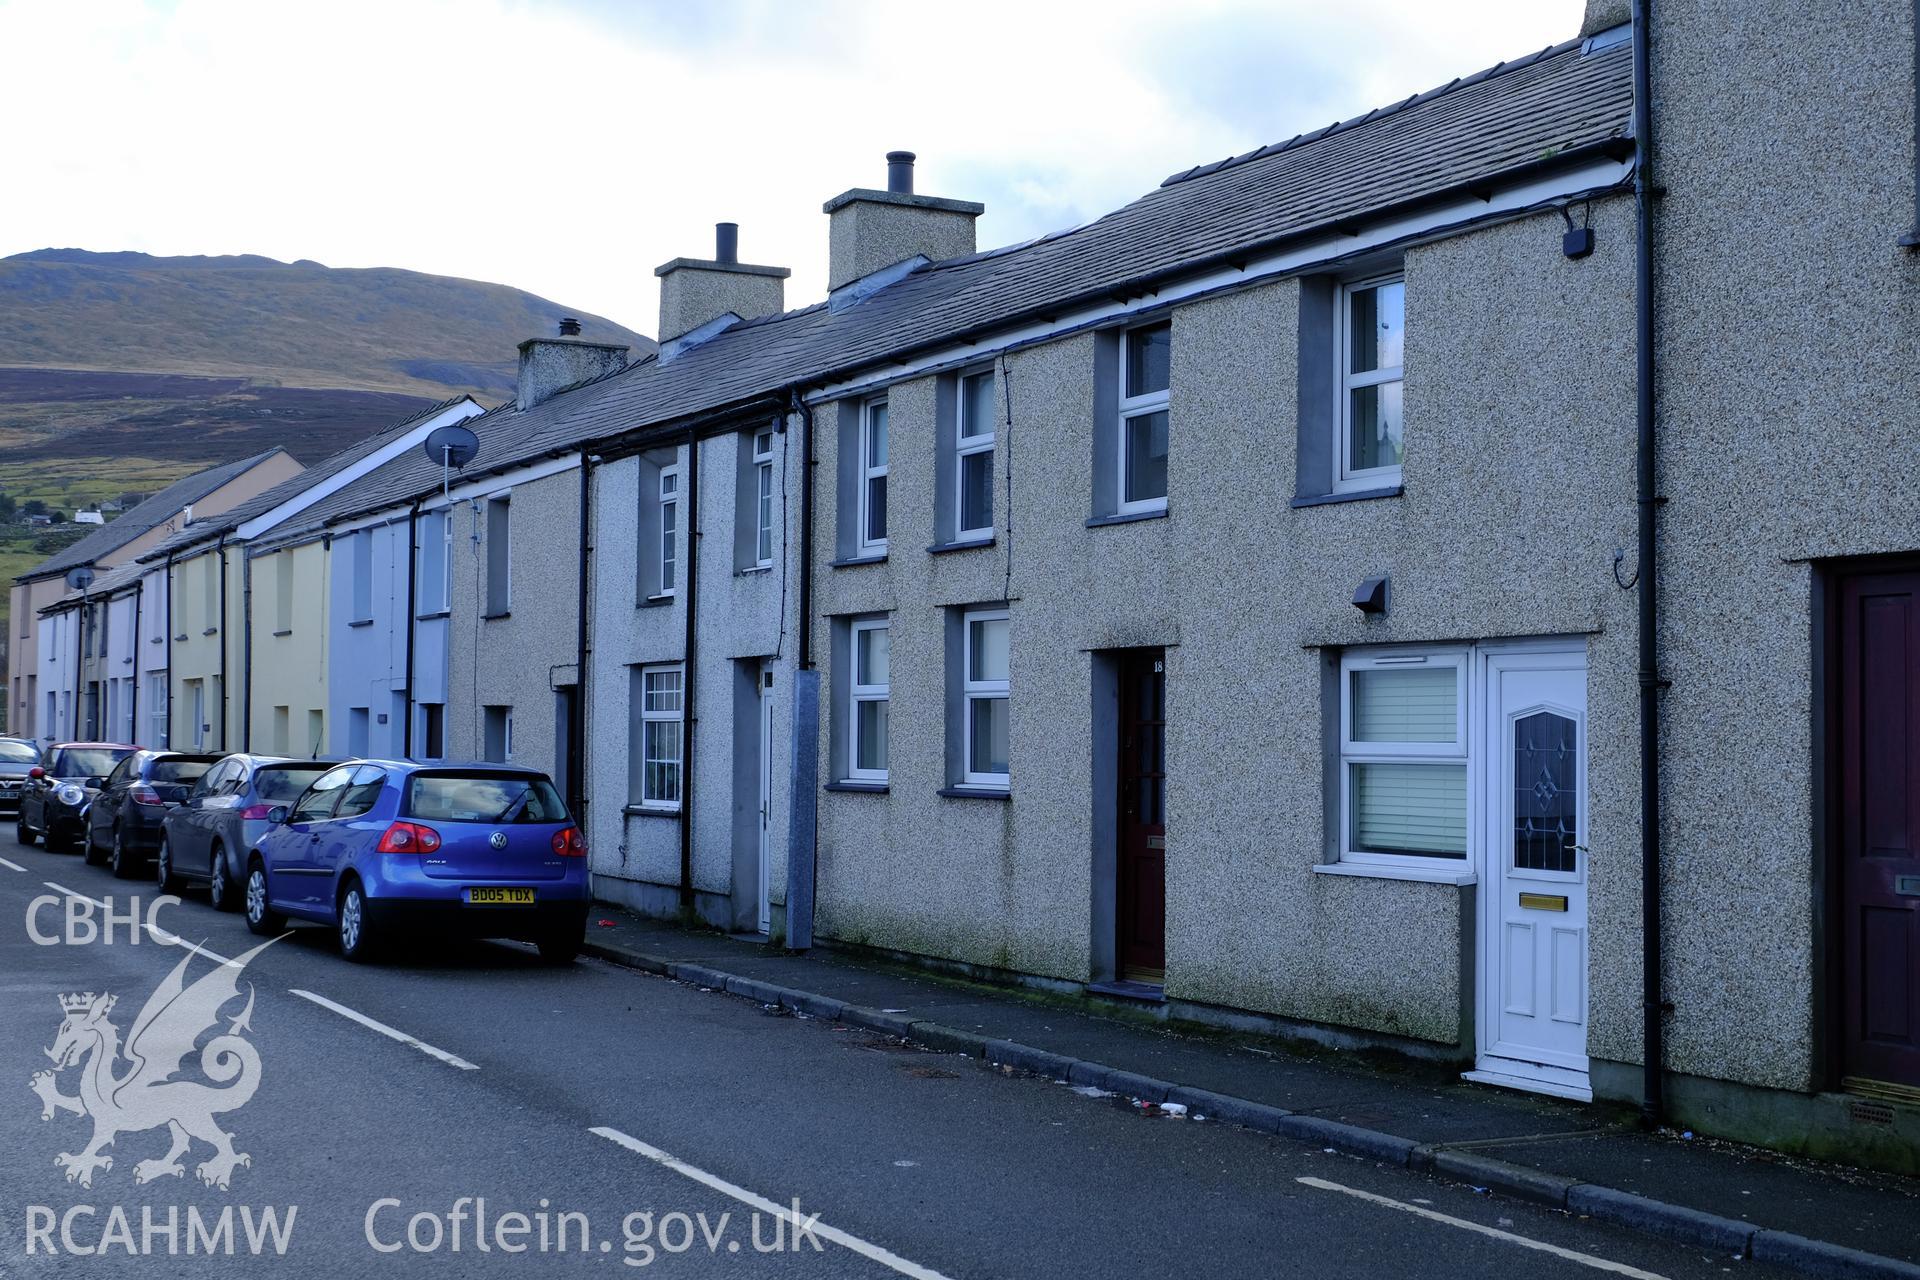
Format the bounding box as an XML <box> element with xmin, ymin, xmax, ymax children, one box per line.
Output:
<box><xmin>16</xmin><ymin>743</ymin><xmax>137</xmax><ymax>853</ymax></box>
<box><xmin>0</xmin><ymin>737</ymin><xmax>38</xmax><ymax>815</ymax></box>
<box><xmin>85</xmin><ymin>750</ymin><xmax>223</xmax><ymax>878</ymax></box>
<box><xmin>159</xmin><ymin>753</ymin><xmax>343</xmax><ymax>909</ymax></box>
<box><xmin>245</xmin><ymin>761</ymin><xmax>588</xmax><ymax>963</ymax></box>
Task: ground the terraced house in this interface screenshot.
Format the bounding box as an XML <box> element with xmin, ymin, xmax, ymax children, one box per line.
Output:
<box><xmin>137</xmin><ymin>397</ymin><xmax>481</xmax><ymax>753</ymax></box>
<box><xmin>8</xmin><ymin>447</ymin><xmax>297</xmax><ymax>741</ymax></box>
<box><xmin>11</xmin><ymin>0</ymin><xmax>1919</xmax><ymax>1172</ymax></box>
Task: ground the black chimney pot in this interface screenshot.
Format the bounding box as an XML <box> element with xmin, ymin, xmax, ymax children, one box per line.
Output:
<box><xmin>715</xmin><ymin>222</ymin><xmax>739</xmax><ymax>265</ymax></box>
<box><xmin>558</xmin><ymin>317</ymin><xmax>582</xmax><ymax>337</ymax></box>
<box><xmin>886</xmin><ymin>150</ymin><xmax>916</xmax><ymax>195</ymax></box>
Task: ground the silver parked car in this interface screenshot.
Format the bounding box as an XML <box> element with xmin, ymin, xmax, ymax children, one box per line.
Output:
<box><xmin>158</xmin><ymin>753</ymin><xmax>343</xmax><ymax>909</ymax></box>
<box><xmin>0</xmin><ymin>737</ymin><xmax>37</xmax><ymax>815</ymax></box>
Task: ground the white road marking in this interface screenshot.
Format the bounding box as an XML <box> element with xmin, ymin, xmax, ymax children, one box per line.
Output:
<box><xmin>43</xmin><ymin>880</ymin><xmax>106</xmax><ymax>908</ymax></box>
<box><xmin>0</xmin><ymin>855</ymin><xmax>25</xmax><ymax>872</ymax></box>
<box><xmin>592</xmin><ymin>1126</ymin><xmax>955</xmax><ymax>1280</ymax></box>
<box><xmin>288</xmin><ymin>988</ymin><xmax>479</xmax><ymax>1071</ymax></box>
<box><xmin>1296</xmin><ymin>1177</ymin><xmax>1671</xmax><ymax>1280</ymax></box>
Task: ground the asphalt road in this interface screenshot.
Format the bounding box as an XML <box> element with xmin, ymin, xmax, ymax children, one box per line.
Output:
<box><xmin>0</xmin><ymin>826</ymin><xmax>1798</xmax><ymax>1279</ymax></box>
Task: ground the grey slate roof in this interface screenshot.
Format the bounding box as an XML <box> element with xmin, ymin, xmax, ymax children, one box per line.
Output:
<box><xmin>37</xmin><ymin>560</ymin><xmax>147</xmax><ymax>614</ymax></box>
<box><xmin>262</xmin><ymin>36</ymin><xmax>1635</xmax><ymax>536</ymax></box>
<box><xmin>18</xmin><ymin>448</ymin><xmax>291</xmax><ymax>583</ymax></box>
<box><xmin>141</xmin><ymin>395</ymin><xmax>479</xmax><ymax>560</ymax></box>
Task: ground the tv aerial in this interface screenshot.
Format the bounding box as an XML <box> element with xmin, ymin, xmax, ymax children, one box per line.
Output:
<box><xmin>423</xmin><ymin>423</ymin><xmax>481</xmax><ymax>499</ymax></box>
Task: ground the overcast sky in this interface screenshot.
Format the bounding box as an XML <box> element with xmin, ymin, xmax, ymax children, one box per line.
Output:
<box><xmin>0</xmin><ymin>0</ymin><xmax>1585</xmax><ymax>337</ymax></box>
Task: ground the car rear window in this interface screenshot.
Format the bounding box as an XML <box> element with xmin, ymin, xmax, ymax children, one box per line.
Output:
<box><xmin>255</xmin><ymin>766</ymin><xmax>332</xmax><ymax>802</ymax></box>
<box><xmin>0</xmin><ymin>741</ymin><xmax>38</xmax><ymax>764</ymax></box>
<box><xmin>56</xmin><ymin>747</ymin><xmax>132</xmax><ymax>778</ymax></box>
<box><xmin>150</xmin><ymin>760</ymin><xmax>216</xmax><ymax>784</ymax></box>
<box><xmin>403</xmin><ymin>773</ymin><xmax>569</xmax><ymax>824</ymax></box>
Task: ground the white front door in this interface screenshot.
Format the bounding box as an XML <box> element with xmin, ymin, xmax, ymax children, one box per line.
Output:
<box><xmin>757</xmin><ymin>685</ymin><xmax>774</xmax><ymax>934</ymax></box>
<box><xmin>1473</xmin><ymin>650</ymin><xmax>1591</xmax><ymax>1101</ymax></box>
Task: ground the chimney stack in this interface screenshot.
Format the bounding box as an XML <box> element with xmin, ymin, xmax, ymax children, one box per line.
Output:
<box><xmin>515</xmin><ymin>318</ymin><xmax>629</xmax><ymax>412</ymax></box>
<box><xmin>654</xmin><ymin>222</ymin><xmax>790</xmax><ymax>352</ymax></box>
<box><xmin>824</xmin><ymin>151</ymin><xmax>983</xmax><ymax>293</ymax></box>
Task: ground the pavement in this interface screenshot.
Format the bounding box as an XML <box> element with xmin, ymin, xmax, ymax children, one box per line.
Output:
<box><xmin>576</xmin><ymin>908</ymin><xmax>1920</xmax><ymax>1280</ymax></box>
<box><xmin>0</xmin><ymin>821</ymin><xmax>1900</xmax><ymax>1278</ymax></box>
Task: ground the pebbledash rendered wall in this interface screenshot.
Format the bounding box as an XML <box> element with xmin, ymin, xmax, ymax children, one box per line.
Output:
<box><xmin>1647</xmin><ymin>0</ymin><xmax>1920</xmax><ymax>1130</ymax></box>
<box><xmin>811</xmin><ymin>198</ymin><xmax>1639</xmax><ymax>1057</ymax></box>
<box><xmin>587</xmin><ymin>425</ymin><xmax>800</xmax><ymax>934</ymax></box>
<box><xmin>447</xmin><ymin>465</ymin><xmax>583</xmax><ymax>787</ymax></box>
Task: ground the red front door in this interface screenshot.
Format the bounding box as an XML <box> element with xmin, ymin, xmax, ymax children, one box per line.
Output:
<box><xmin>1118</xmin><ymin>650</ymin><xmax>1166</xmax><ymax>984</ymax></box>
<box><xmin>1837</xmin><ymin>570</ymin><xmax>1920</xmax><ymax>1092</ymax></box>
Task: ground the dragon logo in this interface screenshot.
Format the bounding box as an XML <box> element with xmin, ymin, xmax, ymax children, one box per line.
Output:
<box><xmin>29</xmin><ymin>939</ymin><xmax>275</xmax><ymax>1190</ymax></box>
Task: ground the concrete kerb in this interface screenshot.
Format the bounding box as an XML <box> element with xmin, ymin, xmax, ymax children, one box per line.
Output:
<box><xmin>581</xmin><ymin>937</ymin><xmax>1920</xmax><ymax>1280</ymax></box>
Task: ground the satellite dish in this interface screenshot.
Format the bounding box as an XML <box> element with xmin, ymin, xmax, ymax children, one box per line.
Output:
<box><xmin>423</xmin><ymin>424</ymin><xmax>480</xmax><ymax>469</ymax></box>
<box><xmin>64</xmin><ymin>566</ymin><xmax>95</xmax><ymax>592</ymax></box>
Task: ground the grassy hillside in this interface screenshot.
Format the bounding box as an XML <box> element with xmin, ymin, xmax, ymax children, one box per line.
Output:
<box><xmin>0</xmin><ymin>248</ymin><xmax>656</xmax><ymax>655</ymax></box>
<box><xmin>0</xmin><ymin>250</ymin><xmax>651</xmax><ymax>397</ymax></box>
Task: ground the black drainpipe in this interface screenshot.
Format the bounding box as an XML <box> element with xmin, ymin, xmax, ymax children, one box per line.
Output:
<box><xmin>403</xmin><ymin>504</ymin><xmax>420</xmax><ymax>758</ymax></box>
<box><xmin>128</xmin><ymin>579</ymin><xmax>141</xmax><ymax>744</ymax></box>
<box><xmin>1632</xmin><ymin>0</ymin><xmax>1666</xmax><ymax>1130</ymax></box>
<box><xmin>240</xmin><ymin>550</ymin><xmax>254</xmax><ymax>752</ymax></box>
<box><xmin>678</xmin><ymin>434</ymin><xmax>701</xmax><ymax>914</ymax></box>
<box><xmin>790</xmin><ymin>389</ymin><xmax>815</xmax><ymax>671</ymax></box>
<box><xmin>164</xmin><ymin>552</ymin><xmax>174</xmax><ymax>748</ymax></box>
<box><xmin>571</xmin><ymin>450</ymin><xmax>592</xmax><ymax>821</ymax></box>
<box><xmin>216</xmin><ymin>535</ymin><xmax>230</xmax><ymax>752</ymax></box>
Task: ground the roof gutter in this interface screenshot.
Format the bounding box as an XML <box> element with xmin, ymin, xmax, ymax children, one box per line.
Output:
<box><xmin>1631</xmin><ymin>0</ymin><xmax>1667</xmax><ymax>1130</ymax></box>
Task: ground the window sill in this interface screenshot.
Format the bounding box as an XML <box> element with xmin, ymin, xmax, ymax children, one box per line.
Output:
<box><xmin>272</xmin><ymin>629</ymin><xmax>292</xmax><ymax>638</ymax></box>
<box><xmin>939</xmin><ymin>785</ymin><xmax>1010</xmax><ymax>801</ymax></box>
<box><xmin>622</xmin><ymin>804</ymin><xmax>682</xmax><ymax>819</ymax></box>
<box><xmin>1085</xmin><ymin>509</ymin><xmax>1168</xmax><ymax>530</ymax></box>
<box><xmin>346</xmin><ymin>619</ymin><xmax>374</xmax><ymax>629</ymax></box>
<box><xmin>928</xmin><ymin>536</ymin><xmax>994</xmax><ymax>555</ymax></box>
<box><xmin>825</xmin><ymin>780</ymin><xmax>888</xmax><ymax>794</ymax></box>
<box><xmin>736</xmin><ymin>564</ymin><xmax>774</xmax><ymax>577</ymax></box>
<box><xmin>483</xmin><ymin>611</ymin><xmax>511</xmax><ymax>621</ymax></box>
<box><xmin>201</xmin><ymin>627</ymin><xmax>219</xmax><ymax>637</ymax></box>
<box><xmin>830</xmin><ymin>553</ymin><xmax>887</xmax><ymax>569</ymax></box>
<box><xmin>414</xmin><ymin>609</ymin><xmax>450</xmax><ymax>622</ymax></box>
<box><xmin>1312</xmin><ymin>861</ymin><xmax>1476</xmax><ymax>886</ymax></box>
<box><xmin>1291</xmin><ymin>485</ymin><xmax>1404</xmax><ymax>509</ymax></box>
<box><xmin>637</xmin><ymin>595</ymin><xmax>674</xmax><ymax>610</ymax></box>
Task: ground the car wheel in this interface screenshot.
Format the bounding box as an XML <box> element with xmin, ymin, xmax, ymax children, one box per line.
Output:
<box><xmin>15</xmin><ymin>813</ymin><xmax>34</xmax><ymax>846</ymax></box>
<box><xmin>156</xmin><ymin>836</ymin><xmax>183</xmax><ymax>895</ymax></box>
<box><xmin>336</xmin><ymin>881</ymin><xmax>378</xmax><ymax>963</ymax></box>
<box><xmin>109</xmin><ymin>826</ymin><xmax>138</xmax><ymax>880</ymax></box>
<box><xmin>244</xmin><ymin>861</ymin><xmax>284</xmax><ymax>936</ymax></box>
<box><xmin>49</xmin><ymin>826</ymin><xmax>76</xmax><ymax>856</ymax></box>
<box><xmin>208</xmin><ymin>847</ymin><xmax>237</xmax><ymax>912</ymax></box>
<box><xmin>536</xmin><ymin>931</ymin><xmax>581</xmax><ymax>965</ymax></box>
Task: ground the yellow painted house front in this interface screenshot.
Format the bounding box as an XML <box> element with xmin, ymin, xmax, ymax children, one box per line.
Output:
<box><xmin>247</xmin><ymin>540</ymin><xmax>332</xmax><ymax>757</ymax></box>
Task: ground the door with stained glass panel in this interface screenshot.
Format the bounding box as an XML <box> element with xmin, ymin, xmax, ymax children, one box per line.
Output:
<box><xmin>1474</xmin><ymin>651</ymin><xmax>1591</xmax><ymax>1100</ymax></box>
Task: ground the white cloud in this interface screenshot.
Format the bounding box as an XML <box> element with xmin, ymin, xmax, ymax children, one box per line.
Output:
<box><xmin>0</xmin><ymin>0</ymin><xmax>1585</xmax><ymax>336</ymax></box>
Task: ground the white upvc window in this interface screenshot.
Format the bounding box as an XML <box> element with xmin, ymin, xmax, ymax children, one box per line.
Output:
<box><xmin>638</xmin><ymin>664</ymin><xmax>684</xmax><ymax>810</ymax></box>
<box><xmin>847</xmin><ymin>618</ymin><xmax>890</xmax><ymax>782</ymax></box>
<box><xmin>956</xmin><ymin>369</ymin><xmax>995</xmax><ymax>540</ymax></box>
<box><xmin>858</xmin><ymin>397</ymin><xmax>888</xmax><ymax>555</ymax></box>
<box><xmin>753</xmin><ymin>430</ymin><xmax>776</xmax><ymax>569</ymax></box>
<box><xmin>657</xmin><ymin>466</ymin><xmax>679</xmax><ymax>596</ymax></box>
<box><xmin>1339</xmin><ymin>648</ymin><xmax>1467</xmax><ymax>866</ymax></box>
<box><xmin>961</xmin><ymin>607</ymin><xmax>1010</xmax><ymax>788</ymax></box>
<box><xmin>1117</xmin><ymin>321</ymin><xmax>1170</xmax><ymax>514</ymax></box>
<box><xmin>1336</xmin><ymin>274</ymin><xmax>1405</xmax><ymax>491</ymax></box>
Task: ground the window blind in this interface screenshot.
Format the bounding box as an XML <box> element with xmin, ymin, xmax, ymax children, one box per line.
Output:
<box><xmin>1350</xmin><ymin>762</ymin><xmax>1467</xmax><ymax>856</ymax></box>
<box><xmin>1352</xmin><ymin>666</ymin><xmax>1456</xmax><ymax>742</ymax></box>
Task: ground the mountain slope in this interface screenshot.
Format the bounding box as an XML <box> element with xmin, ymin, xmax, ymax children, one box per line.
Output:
<box><xmin>0</xmin><ymin>249</ymin><xmax>652</xmax><ymax>399</ymax></box>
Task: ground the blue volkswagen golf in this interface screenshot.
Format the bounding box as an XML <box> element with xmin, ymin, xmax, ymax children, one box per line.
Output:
<box><xmin>243</xmin><ymin>761</ymin><xmax>589</xmax><ymax>963</ymax></box>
